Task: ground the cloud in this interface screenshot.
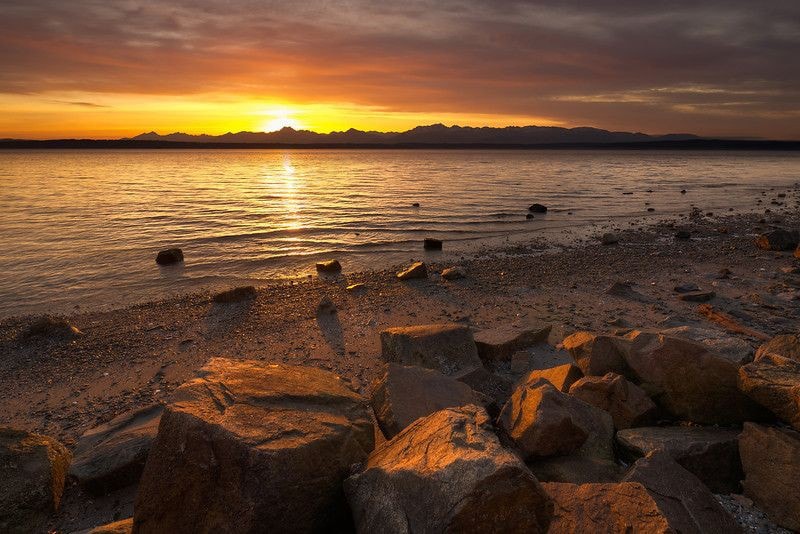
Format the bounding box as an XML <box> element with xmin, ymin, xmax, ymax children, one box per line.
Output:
<box><xmin>0</xmin><ymin>0</ymin><xmax>799</xmax><ymax>137</ymax></box>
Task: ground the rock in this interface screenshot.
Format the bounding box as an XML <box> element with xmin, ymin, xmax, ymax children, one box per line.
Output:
<box><xmin>76</xmin><ymin>518</ymin><xmax>133</xmax><ymax>534</ymax></box>
<box><xmin>675</xmin><ymin>230</ymin><xmax>691</xmax><ymax>239</ymax></box>
<box><xmin>568</xmin><ymin>373</ymin><xmax>656</xmax><ymax>429</ymax></box>
<box><xmin>562</xmin><ymin>331</ymin><xmax>630</xmax><ymax>376</ymax></box>
<box><xmin>315</xmin><ymin>259</ymin><xmax>342</xmax><ymax>273</ymax></box>
<box><xmin>604</xmin><ymin>281</ymin><xmax>651</xmax><ymax>302</ymax></box>
<box><xmin>423</xmin><ymin>238</ymin><xmax>442</xmax><ymax>250</ymax></box>
<box><xmin>622</xmin><ymin>330</ymin><xmax>765</xmax><ymax>424</ymax></box>
<box><xmin>441</xmin><ymin>266</ymin><xmax>465</xmax><ymax>280</ymax></box>
<box><xmin>370</xmin><ymin>363</ymin><xmax>483</xmax><ymax>438</ymax></box>
<box><xmin>796</xmin><ymin>245</ymin><xmax>800</xmax><ymax>259</ymax></box>
<box><xmin>739</xmin><ymin>423</ymin><xmax>800</xmax><ymax>531</ymax></box>
<box><xmin>660</xmin><ymin>325</ymin><xmax>754</xmax><ymax>364</ymax></box>
<box><xmin>212</xmin><ymin>285</ymin><xmax>257</xmax><ymax>304</ymax></box>
<box><xmin>529</xmin><ymin>203</ymin><xmax>548</xmax><ymax>213</ymax></box>
<box><xmin>454</xmin><ymin>366</ymin><xmax>513</xmax><ymax>406</ymax></box>
<box><xmin>601</xmin><ymin>233</ymin><xmax>619</xmax><ymax>245</ymax></box>
<box><xmin>155</xmin><ymin>248</ymin><xmax>183</xmax><ymax>265</ymax></box>
<box><xmin>70</xmin><ymin>404</ymin><xmax>163</xmax><ymax>494</ymax></box>
<box><xmin>380</xmin><ymin>323</ymin><xmax>482</xmax><ymax>375</ymax></box>
<box><xmin>678</xmin><ymin>290</ymin><xmax>715</xmax><ymax>302</ymax></box>
<box><xmin>345</xmin><ymin>405</ymin><xmax>553</xmax><ymax>533</ymax></box>
<box><xmin>622</xmin><ymin>451</ymin><xmax>741</xmax><ymax>533</ymax></box>
<box><xmin>346</xmin><ymin>283</ymin><xmax>366</xmax><ymax>292</ymax></box>
<box><xmin>530</xmin><ymin>456</ymin><xmax>622</xmax><ymax>484</ymax></box>
<box><xmin>522</xmin><ymin>363</ymin><xmax>584</xmax><ymax>392</ymax></box>
<box><xmin>674</xmin><ymin>283</ymin><xmax>701</xmax><ymax>293</ymax></box>
<box><xmin>411</xmin><ymin>202</ymin><xmax>420</xmax><ymax>207</ymax></box>
<box><xmin>756</xmin><ymin>229</ymin><xmax>799</xmax><ymax>251</ymax></box>
<box><xmin>756</xmin><ymin>334</ymin><xmax>800</xmax><ymax>362</ymax></box>
<box><xmin>132</xmin><ymin>359</ymin><xmax>374</xmax><ymax>533</ymax></box>
<box><xmin>543</xmin><ymin>482</ymin><xmax>682</xmax><ymax>533</ymax></box>
<box><xmin>616</xmin><ymin>426</ymin><xmax>742</xmax><ymax>493</ymax></box>
<box><xmin>474</xmin><ymin>324</ymin><xmax>551</xmax><ymax>363</ymax></box>
<box><xmin>0</xmin><ymin>428</ymin><xmax>71</xmax><ymax>534</ymax></box>
<box><xmin>396</xmin><ymin>261</ymin><xmax>427</xmax><ymax>280</ymax></box>
<box><xmin>20</xmin><ymin>315</ymin><xmax>82</xmax><ymax>339</ymax></box>
<box><xmin>526</xmin><ymin>213</ymin><xmax>534</xmax><ymax>219</ymax></box>
<box><xmin>738</xmin><ymin>354</ymin><xmax>800</xmax><ymax>430</ymax></box>
<box><xmin>317</xmin><ymin>296</ymin><xmax>336</xmax><ymax>314</ymax></box>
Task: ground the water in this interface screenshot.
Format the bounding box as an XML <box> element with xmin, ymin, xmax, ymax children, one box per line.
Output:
<box><xmin>0</xmin><ymin>149</ymin><xmax>797</xmax><ymax>318</ymax></box>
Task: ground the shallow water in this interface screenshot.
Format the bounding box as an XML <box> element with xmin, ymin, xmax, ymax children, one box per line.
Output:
<box><xmin>0</xmin><ymin>149</ymin><xmax>797</xmax><ymax>317</ymax></box>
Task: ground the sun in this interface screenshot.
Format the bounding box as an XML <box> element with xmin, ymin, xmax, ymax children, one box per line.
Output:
<box><xmin>260</xmin><ymin>108</ymin><xmax>303</xmax><ymax>132</ymax></box>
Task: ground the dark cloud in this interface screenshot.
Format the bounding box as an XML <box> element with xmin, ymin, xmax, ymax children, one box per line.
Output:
<box><xmin>1</xmin><ymin>0</ymin><xmax>798</xmax><ymax>137</ymax></box>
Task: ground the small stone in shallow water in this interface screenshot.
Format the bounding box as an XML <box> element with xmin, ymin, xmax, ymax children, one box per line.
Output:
<box><xmin>155</xmin><ymin>248</ymin><xmax>183</xmax><ymax>265</ymax></box>
<box><xmin>423</xmin><ymin>238</ymin><xmax>443</xmax><ymax>250</ymax></box>
<box><xmin>529</xmin><ymin>203</ymin><xmax>548</xmax><ymax>213</ymax></box>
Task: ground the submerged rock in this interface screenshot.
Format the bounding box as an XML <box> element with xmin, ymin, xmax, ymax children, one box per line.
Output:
<box><xmin>155</xmin><ymin>248</ymin><xmax>183</xmax><ymax>265</ymax></box>
<box><xmin>380</xmin><ymin>323</ymin><xmax>482</xmax><ymax>375</ymax></box>
<box><xmin>423</xmin><ymin>238</ymin><xmax>443</xmax><ymax>250</ymax></box>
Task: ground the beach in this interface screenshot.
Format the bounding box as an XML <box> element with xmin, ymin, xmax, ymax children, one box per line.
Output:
<box><xmin>2</xmin><ymin>199</ymin><xmax>799</xmax><ymax>531</ymax></box>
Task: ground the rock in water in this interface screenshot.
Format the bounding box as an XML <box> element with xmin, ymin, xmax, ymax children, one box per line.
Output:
<box><xmin>738</xmin><ymin>354</ymin><xmax>800</xmax><ymax>430</ymax></box>
<box><xmin>370</xmin><ymin>363</ymin><xmax>483</xmax><ymax>438</ymax></box>
<box><xmin>568</xmin><ymin>373</ymin><xmax>656</xmax><ymax>430</ymax></box>
<box><xmin>739</xmin><ymin>423</ymin><xmax>800</xmax><ymax>531</ymax></box>
<box><xmin>155</xmin><ymin>248</ymin><xmax>183</xmax><ymax>265</ymax></box>
<box><xmin>0</xmin><ymin>428</ymin><xmax>71</xmax><ymax>534</ymax></box>
<box><xmin>522</xmin><ymin>363</ymin><xmax>584</xmax><ymax>393</ymax></box>
<box><xmin>529</xmin><ymin>203</ymin><xmax>548</xmax><ymax>213</ymax></box>
<box><xmin>616</xmin><ymin>426</ymin><xmax>743</xmax><ymax>494</ymax></box>
<box><xmin>755</xmin><ymin>229</ymin><xmax>799</xmax><ymax>251</ymax></box>
<box><xmin>345</xmin><ymin>405</ymin><xmax>553</xmax><ymax>533</ymax></box>
<box><xmin>212</xmin><ymin>286</ymin><xmax>257</xmax><ymax>304</ymax></box>
<box><xmin>70</xmin><ymin>404</ymin><xmax>163</xmax><ymax>494</ymax></box>
<box><xmin>756</xmin><ymin>334</ymin><xmax>800</xmax><ymax>363</ymax></box>
<box><xmin>132</xmin><ymin>359</ymin><xmax>374</xmax><ymax>533</ymax></box>
<box><xmin>380</xmin><ymin>323</ymin><xmax>482</xmax><ymax>375</ymax></box>
<box><xmin>396</xmin><ymin>261</ymin><xmax>427</xmax><ymax>280</ymax></box>
<box><xmin>315</xmin><ymin>259</ymin><xmax>342</xmax><ymax>273</ymax></box>
<box><xmin>423</xmin><ymin>238</ymin><xmax>442</xmax><ymax>250</ymax></box>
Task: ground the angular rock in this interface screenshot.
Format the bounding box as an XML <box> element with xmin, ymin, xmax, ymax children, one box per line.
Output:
<box><xmin>562</xmin><ymin>331</ymin><xmax>630</xmax><ymax>376</ymax></box>
<box><xmin>616</xmin><ymin>426</ymin><xmax>742</xmax><ymax>493</ymax></box>
<box><xmin>70</xmin><ymin>404</ymin><xmax>163</xmax><ymax>494</ymax></box>
<box><xmin>738</xmin><ymin>354</ymin><xmax>800</xmax><ymax>430</ymax></box>
<box><xmin>132</xmin><ymin>359</ymin><xmax>374</xmax><ymax>533</ymax></box>
<box><xmin>660</xmin><ymin>325</ymin><xmax>754</xmax><ymax>364</ymax></box>
<box><xmin>441</xmin><ymin>266</ymin><xmax>465</xmax><ymax>280</ymax></box>
<box><xmin>529</xmin><ymin>456</ymin><xmax>622</xmax><ymax>485</ymax></box>
<box><xmin>380</xmin><ymin>323</ymin><xmax>482</xmax><ymax>375</ymax></box>
<box><xmin>315</xmin><ymin>259</ymin><xmax>342</xmax><ymax>273</ymax></box>
<box><xmin>543</xmin><ymin>482</ymin><xmax>679</xmax><ymax>533</ymax></box>
<box><xmin>453</xmin><ymin>366</ymin><xmax>513</xmax><ymax>406</ymax></box>
<box><xmin>423</xmin><ymin>237</ymin><xmax>442</xmax><ymax>250</ymax></box>
<box><xmin>522</xmin><ymin>363</ymin><xmax>583</xmax><ymax>393</ymax></box>
<box><xmin>756</xmin><ymin>333</ymin><xmax>800</xmax><ymax>362</ymax></box>
<box><xmin>0</xmin><ymin>428</ymin><xmax>71</xmax><ymax>534</ymax></box>
<box><xmin>212</xmin><ymin>285</ymin><xmax>257</xmax><ymax>304</ymax></box>
<box><xmin>740</xmin><ymin>423</ymin><xmax>800</xmax><ymax>531</ymax></box>
<box><xmin>76</xmin><ymin>518</ymin><xmax>133</xmax><ymax>534</ymax></box>
<box><xmin>756</xmin><ymin>229</ymin><xmax>799</xmax><ymax>251</ymax></box>
<box><xmin>345</xmin><ymin>405</ymin><xmax>553</xmax><ymax>533</ymax></box>
<box><xmin>370</xmin><ymin>363</ymin><xmax>482</xmax><ymax>439</ymax></box>
<box><xmin>155</xmin><ymin>248</ymin><xmax>183</xmax><ymax>265</ymax></box>
<box><xmin>622</xmin><ymin>330</ymin><xmax>764</xmax><ymax>424</ymax></box>
<box><xmin>474</xmin><ymin>324</ymin><xmax>551</xmax><ymax>363</ymax></box>
<box><xmin>678</xmin><ymin>290</ymin><xmax>715</xmax><ymax>302</ymax></box>
<box><xmin>568</xmin><ymin>372</ymin><xmax>656</xmax><ymax>429</ymax></box>
<box><xmin>622</xmin><ymin>451</ymin><xmax>741</xmax><ymax>533</ymax></box>
<box><xmin>396</xmin><ymin>261</ymin><xmax>427</xmax><ymax>280</ymax></box>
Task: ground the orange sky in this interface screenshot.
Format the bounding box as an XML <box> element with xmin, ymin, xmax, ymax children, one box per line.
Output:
<box><xmin>1</xmin><ymin>1</ymin><xmax>798</xmax><ymax>139</ymax></box>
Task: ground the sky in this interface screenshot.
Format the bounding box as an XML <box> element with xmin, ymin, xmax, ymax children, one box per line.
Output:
<box><xmin>1</xmin><ymin>0</ymin><xmax>799</xmax><ymax>139</ymax></box>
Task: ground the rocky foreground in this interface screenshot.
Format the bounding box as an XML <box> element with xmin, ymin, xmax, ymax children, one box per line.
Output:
<box><xmin>1</xmin><ymin>202</ymin><xmax>800</xmax><ymax>532</ymax></box>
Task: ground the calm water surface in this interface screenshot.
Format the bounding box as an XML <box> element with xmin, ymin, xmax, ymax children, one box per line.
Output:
<box><xmin>1</xmin><ymin>149</ymin><xmax>798</xmax><ymax>317</ymax></box>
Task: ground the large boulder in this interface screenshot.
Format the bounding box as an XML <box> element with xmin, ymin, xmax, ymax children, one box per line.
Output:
<box><xmin>345</xmin><ymin>405</ymin><xmax>553</xmax><ymax>533</ymax></box>
<box><xmin>755</xmin><ymin>229</ymin><xmax>799</xmax><ymax>251</ymax></box>
<box><xmin>454</xmin><ymin>366</ymin><xmax>513</xmax><ymax>406</ymax></box>
<box><xmin>621</xmin><ymin>330</ymin><xmax>764</xmax><ymax>424</ymax></box>
<box><xmin>543</xmin><ymin>482</ymin><xmax>683</xmax><ymax>533</ymax></box>
<box><xmin>622</xmin><ymin>451</ymin><xmax>741</xmax><ymax>533</ymax></box>
<box><xmin>474</xmin><ymin>324</ymin><xmax>551</xmax><ymax>363</ymax></box>
<box><xmin>756</xmin><ymin>334</ymin><xmax>800</xmax><ymax>363</ymax></box>
<box><xmin>562</xmin><ymin>331</ymin><xmax>630</xmax><ymax>376</ymax></box>
<box><xmin>522</xmin><ymin>363</ymin><xmax>583</xmax><ymax>393</ymax></box>
<box><xmin>568</xmin><ymin>373</ymin><xmax>656</xmax><ymax>429</ymax></box>
<box><xmin>370</xmin><ymin>363</ymin><xmax>483</xmax><ymax>438</ymax></box>
<box><xmin>661</xmin><ymin>325</ymin><xmax>754</xmax><ymax>365</ymax></box>
<box><xmin>616</xmin><ymin>426</ymin><xmax>742</xmax><ymax>493</ymax></box>
<box><xmin>0</xmin><ymin>428</ymin><xmax>71</xmax><ymax>534</ymax></box>
<box><xmin>70</xmin><ymin>404</ymin><xmax>163</xmax><ymax>494</ymax></box>
<box><xmin>132</xmin><ymin>359</ymin><xmax>374</xmax><ymax>534</ymax></box>
<box><xmin>739</xmin><ymin>423</ymin><xmax>800</xmax><ymax>531</ymax></box>
<box><xmin>380</xmin><ymin>323</ymin><xmax>482</xmax><ymax>375</ymax></box>
<box><xmin>738</xmin><ymin>354</ymin><xmax>800</xmax><ymax>430</ymax></box>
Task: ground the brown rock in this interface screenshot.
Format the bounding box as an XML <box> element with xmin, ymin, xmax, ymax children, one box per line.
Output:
<box><xmin>315</xmin><ymin>259</ymin><xmax>342</xmax><ymax>273</ymax></box>
<box><xmin>155</xmin><ymin>248</ymin><xmax>183</xmax><ymax>265</ymax></box>
<box><xmin>70</xmin><ymin>404</ymin><xmax>163</xmax><ymax>494</ymax></box>
<box><xmin>396</xmin><ymin>261</ymin><xmax>427</xmax><ymax>280</ymax></box>
<box><xmin>380</xmin><ymin>323</ymin><xmax>482</xmax><ymax>375</ymax></box>
<box><xmin>522</xmin><ymin>363</ymin><xmax>584</xmax><ymax>393</ymax></box>
<box><xmin>212</xmin><ymin>286</ymin><xmax>257</xmax><ymax>303</ymax></box>
<box><xmin>441</xmin><ymin>266</ymin><xmax>465</xmax><ymax>280</ymax></box>
<box><xmin>76</xmin><ymin>518</ymin><xmax>133</xmax><ymax>534</ymax></box>
<box><xmin>568</xmin><ymin>372</ymin><xmax>656</xmax><ymax>429</ymax></box>
<box><xmin>345</xmin><ymin>405</ymin><xmax>553</xmax><ymax>533</ymax></box>
<box><xmin>453</xmin><ymin>366</ymin><xmax>513</xmax><ymax>406</ymax></box>
<box><xmin>530</xmin><ymin>457</ymin><xmax>623</xmax><ymax>485</ymax></box>
<box><xmin>132</xmin><ymin>359</ymin><xmax>374</xmax><ymax>534</ymax></box>
<box><xmin>755</xmin><ymin>229</ymin><xmax>799</xmax><ymax>251</ymax></box>
<box><xmin>678</xmin><ymin>291</ymin><xmax>715</xmax><ymax>302</ymax></box>
<box><xmin>20</xmin><ymin>315</ymin><xmax>82</xmax><ymax>339</ymax></box>
<box><xmin>756</xmin><ymin>334</ymin><xmax>800</xmax><ymax>362</ymax></box>
<box><xmin>738</xmin><ymin>354</ymin><xmax>800</xmax><ymax>430</ymax></box>
<box><xmin>370</xmin><ymin>363</ymin><xmax>483</xmax><ymax>438</ymax></box>
<box><xmin>562</xmin><ymin>331</ymin><xmax>630</xmax><ymax>376</ymax></box>
<box><xmin>0</xmin><ymin>428</ymin><xmax>71</xmax><ymax>534</ymax></box>
<box><xmin>616</xmin><ymin>426</ymin><xmax>742</xmax><ymax>493</ymax></box>
<box><xmin>622</xmin><ymin>451</ymin><xmax>741</xmax><ymax>533</ymax></box>
<box><xmin>739</xmin><ymin>423</ymin><xmax>800</xmax><ymax>531</ymax></box>
<box><xmin>474</xmin><ymin>324</ymin><xmax>551</xmax><ymax>362</ymax></box>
